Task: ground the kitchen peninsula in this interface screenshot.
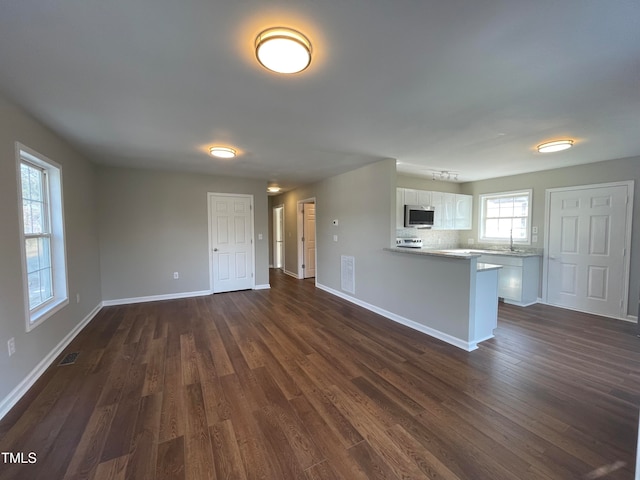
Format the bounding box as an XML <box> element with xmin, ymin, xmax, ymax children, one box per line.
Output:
<box><xmin>382</xmin><ymin>246</ymin><xmax>502</xmax><ymax>351</ymax></box>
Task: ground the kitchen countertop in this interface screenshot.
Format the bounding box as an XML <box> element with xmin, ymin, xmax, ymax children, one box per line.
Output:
<box><xmin>385</xmin><ymin>248</ymin><xmax>506</xmax><ymax>271</ymax></box>
<box><xmin>444</xmin><ymin>249</ymin><xmax>541</xmax><ymax>258</ymax></box>
<box><xmin>477</xmin><ymin>262</ymin><xmax>503</xmax><ymax>271</ymax></box>
<box><xmin>385</xmin><ymin>247</ymin><xmax>481</xmax><ymax>259</ymax></box>
<box><xmin>386</xmin><ymin>246</ymin><xmax>541</xmax><ymax>258</ymax></box>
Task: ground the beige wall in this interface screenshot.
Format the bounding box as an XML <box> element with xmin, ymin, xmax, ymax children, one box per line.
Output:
<box><xmin>460</xmin><ymin>156</ymin><xmax>640</xmax><ymax>316</ymax></box>
<box><xmin>269</xmin><ymin>159</ymin><xmax>479</xmax><ymax>344</ymax></box>
<box><xmin>397</xmin><ymin>173</ymin><xmax>462</xmax><ymax>194</ymax></box>
<box><xmin>0</xmin><ymin>95</ymin><xmax>102</xmax><ymax>402</ymax></box>
<box><xmin>97</xmin><ymin>166</ymin><xmax>270</xmax><ymax>301</ymax></box>
<box><xmin>272</xmin><ymin>160</ymin><xmax>396</xmax><ymax>284</ymax></box>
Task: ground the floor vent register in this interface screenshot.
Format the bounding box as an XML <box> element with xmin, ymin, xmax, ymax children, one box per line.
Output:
<box><xmin>58</xmin><ymin>352</ymin><xmax>80</xmax><ymax>366</ymax></box>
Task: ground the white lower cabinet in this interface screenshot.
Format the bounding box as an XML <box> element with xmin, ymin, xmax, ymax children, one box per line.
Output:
<box><xmin>477</xmin><ymin>254</ymin><xmax>540</xmax><ymax>306</ymax></box>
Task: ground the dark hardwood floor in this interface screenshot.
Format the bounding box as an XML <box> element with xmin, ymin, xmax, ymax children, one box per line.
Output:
<box><xmin>1</xmin><ymin>269</ymin><xmax>639</xmax><ymax>479</ymax></box>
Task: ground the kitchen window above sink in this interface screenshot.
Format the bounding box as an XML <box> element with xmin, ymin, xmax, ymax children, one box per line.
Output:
<box><xmin>479</xmin><ymin>190</ymin><xmax>532</xmax><ymax>245</ymax></box>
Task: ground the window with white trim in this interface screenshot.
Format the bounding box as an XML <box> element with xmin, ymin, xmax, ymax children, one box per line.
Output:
<box><xmin>479</xmin><ymin>190</ymin><xmax>532</xmax><ymax>244</ymax></box>
<box><xmin>17</xmin><ymin>144</ymin><xmax>68</xmax><ymax>330</ymax></box>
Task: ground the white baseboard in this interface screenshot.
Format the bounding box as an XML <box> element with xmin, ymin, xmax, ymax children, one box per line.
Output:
<box><xmin>283</xmin><ymin>269</ymin><xmax>299</xmax><ymax>279</ymax></box>
<box><xmin>315</xmin><ymin>283</ymin><xmax>477</xmax><ymax>352</ymax></box>
<box><xmin>504</xmin><ymin>299</ymin><xmax>538</xmax><ymax>307</ymax></box>
<box><xmin>0</xmin><ymin>302</ymin><xmax>102</xmax><ymax>421</ymax></box>
<box><xmin>102</xmin><ymin>289</ymin><xmax>212</xmax><ymax>306</ymax></box>
<box><xmin>537</xmin><ymin>299</ymin><xmax>638</xmax><ymax>323</ymax></box>
<box><xmin>254</xmin><ymin>284</ymin><xmax>271</xmax><ymax>290</ymax></box>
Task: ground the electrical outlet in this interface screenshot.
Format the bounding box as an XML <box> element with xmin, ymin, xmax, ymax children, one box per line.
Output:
<box><xmin>532</xmin><ymin>234</ymin><xmax>538</xmax><ymax>243</ymax></box>
<box><xmin>8</xmin><ymin>338</ymin><xmax>15</xmax><ymax>357</ymax></box>
<box><xmin>76</xmin><ymin>293</ymin><xmax>80</xmax><ymax>304</ymax></box>
<box><xmin>532</xmin><ymin>226</ymin><xmax>538</xmax><ymax>234</ymax></box>
<box><xmin>173</xmin><ymin>272</ymin><xmax>179</xmax><ymax>279</ymax></box>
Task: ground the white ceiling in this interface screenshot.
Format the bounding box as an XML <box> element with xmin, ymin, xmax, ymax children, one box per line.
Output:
<box><xmin>0</xmin><ymin>0</ymin><xmax>639</xmax><ymax>190</ymax></box>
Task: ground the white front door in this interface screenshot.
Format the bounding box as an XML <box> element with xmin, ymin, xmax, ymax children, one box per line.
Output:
<box><xmin>545</xmin><ymin>183</ymin><xmax>632</xmax><ymax>317</ymax></box>
<box><xmin>209</xmin><ymin>194</ymin><xmax>253</xmax><ymax>293</ymax></box>
<box><xmin>303</xmin><ymin>203</ymin><xmax>316</xmax><ymax>278</ymax></box>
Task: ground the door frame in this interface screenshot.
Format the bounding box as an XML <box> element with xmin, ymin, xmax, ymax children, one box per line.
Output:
<box><xmin>207</xmin><ymin>192</ymin><xmax>256</xmax><ymax>293</ymax></box>
<box><xmin>297</xmin><ymin>197</ymin><xmax>316</xmax><ymax>280</ymax></box>
<box><xmin>542</xmin><ymin>180</ymin><xmax>634</xmax><ymax>319</ymax></box>
<box><xmin>272</xmin><ymin>204</ymin><xmax>285</xmax><ymax>269</ymax></box>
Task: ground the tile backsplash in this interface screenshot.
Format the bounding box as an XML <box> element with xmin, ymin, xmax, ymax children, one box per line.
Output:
<box><xmin>396</xmin><ymin>228</ymin><xmax>461</xmax><ymax>249</ymax></box>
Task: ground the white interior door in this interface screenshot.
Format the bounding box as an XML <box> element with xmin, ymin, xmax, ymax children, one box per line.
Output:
<box><xmin>304</xmin><ymin>203</ymin><xmax>316</xmax><ymax>278</ymax></box>
<box><xmin>209</xmin><ymin>194</ymin><xmax>253</xmax><ymax>293</ymax></box>
<box><xmin>545</xmin><ymin>183</ymin><xmax>631</xmax><ymax>317</ymax></box>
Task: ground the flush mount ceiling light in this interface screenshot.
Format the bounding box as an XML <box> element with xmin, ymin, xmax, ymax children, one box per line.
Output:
<box><xmin>267</xmin><ymin>185</ymin><xmax>281</xmax><ymax>193</ymax></box>
<box><xmin>255</xmin><ymin>27</ymin><xmax>312</xmax><ymax>74</ymax></box>
<box><xmin>537</xmin><ymin>140</ymin><xmax>573</xmax><ymax>153</ymax></box>
<box><xmin>210</xmin><ymin>147</ymin><xmax>236</xmax><ymax>158</ymax></box>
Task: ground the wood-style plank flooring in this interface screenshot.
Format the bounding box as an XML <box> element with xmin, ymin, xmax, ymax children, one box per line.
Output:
<box><xmin>1</xmin><ymin>269</ymin><xmax>639</xmax><ymax>479</ymax></box>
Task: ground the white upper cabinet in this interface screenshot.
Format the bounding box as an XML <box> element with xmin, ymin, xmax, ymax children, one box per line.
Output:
<box><xmin>403</xmin><ymin>188</ymin><xmax>431</xmax><ymax>207</ymax></box>
<box><xmin>397</xmin><ymin>188</ymin><xmax>472</xmax><ymax>231</ymax></box>
<box><xmin>417</xmin><ymin>190</ymin><xmax>432</xmax><ymax>206</ymax></box>
<box><xmin>454</xmin><ymin>194</ymin><xmax>472</xmax><ymax>230</ymax></box>
<box><xmin>396</xmin><ymin>188</ymin><xmax>405</xmax><ymax>228</ymax></box>
<box><xmin>432</xmin><ymin>192</ymin><xmax>455</xmax><ymax>230</ymax></box>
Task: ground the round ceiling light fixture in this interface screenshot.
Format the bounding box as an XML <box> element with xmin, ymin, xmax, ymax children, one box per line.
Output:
<box><xmin>255</xmin><ymin>27</ymin><xmax>312</xmax><ymax>74</ymax></box>
<box><xmin>210</xmin><ymin>146</ymin><xmax>236</xmax><ymax>158</ymax></box>
<box><xmin>537</xmin><ymin>140</ymin><xmax>574</xmax><ymax>153</ymax></box>
<box><xmin>267</xmin><ymin>185</ymin><xmax>281</xmax><ymax>193</ymax></box>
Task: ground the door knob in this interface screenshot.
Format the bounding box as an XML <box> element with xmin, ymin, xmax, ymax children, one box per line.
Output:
<box><xmin>213</xmin><ymin>248</ymin><xmax>218</xmax><ymax>252</ymax></box>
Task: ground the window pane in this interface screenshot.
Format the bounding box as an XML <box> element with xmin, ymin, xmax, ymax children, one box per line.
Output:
<box><xmin>25</xmin><ymin>236</ymin><xmax>53</xmax><ymax>308</ymax></box>
<box><xmin>485</xmin><ymin>219</ymin><xmax>499</xmax><ymax>237</ymax></box>
<box><xmin>498</xmin><ymin>218</ymin><xmax>513</xmax><ymax>235</ymax></box>
<box><xmin>29</xmin><ymin>166</ymin><xmax>43</xmax><ymax>201</ymax></box>
<box><xmin>27</xmin><ymin>271</ymin><xmax>42</xmax><ymax>309</ymax></box>
<box><xmin>23</xmin><ymin>199</ymin><xmax>44</xmax><ymax>234</ymax></box>
<box><xmin>513</xmin><ymin>228</ymin><xmax>527</xmax><ymax>239</ymax></box>
<box><xmin>486</xmin><ymin>198</ymin><xmax>500</xmax><ymax>217</ymax></box>
<box><xmin>498</xmin><ymin>198</ymin><xmax>514</xmax><ymax>217</ymax></box>
<box><xmin>25</xmin><ymin>237</ymin><xmax>40</xmax><ymax>273</ymax></box>
<box><xmin>21</xmin><ymin>163</ymin><xmax>43</xmax><ymax>201</ymax></box>
<box><xmin>514</xmin><ymin>196</ymin><xmax>528</xmax><ymax>216</ymax></box>
<box><xmin>39</xmin><ymin>267</ymin><xmax>53</xmax><ymax>303</ymax></box>
<box><xmin>486</xmin><ymin>203</ymin><xmax>500</xmax><ymax>218</ymax></box>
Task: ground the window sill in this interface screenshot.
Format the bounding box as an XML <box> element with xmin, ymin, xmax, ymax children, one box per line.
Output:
<box><xmin>27</xmin><ymin>297</ymin><xmax>69</xmax><ymax>332</ymax></box>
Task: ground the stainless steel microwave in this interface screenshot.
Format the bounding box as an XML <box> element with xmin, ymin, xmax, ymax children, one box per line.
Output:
<box><xmin>404</xmin><ymin>205</ymin><xmax>434</xmax><ymax>228</ymax></box>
